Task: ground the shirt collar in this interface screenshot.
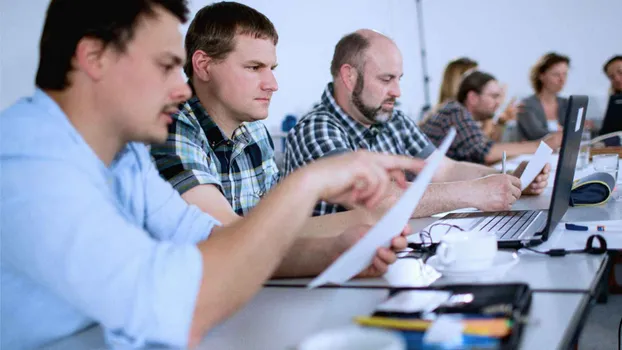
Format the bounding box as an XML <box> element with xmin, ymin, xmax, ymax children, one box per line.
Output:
<box><xmin>32</xmin><ymin>88</ymin><xmax>131</xmax><ymax>169</ymax></box>
<box><xmin>320</xmin><ymin>83</ymin><xmax>391</xmax><ymax>144</ymax></box>
<box><xmin>185</xmin><ymin>96</ymin><xmax>251</xmax><ymax>149</ymax></box>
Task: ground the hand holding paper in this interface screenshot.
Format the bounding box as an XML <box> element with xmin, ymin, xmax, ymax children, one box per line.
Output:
<box><xmin>308</xmin><ymin>129</ymin><xmax>457</xmax><ymax>288</ymax></box>
<box><xmin>514</xmin><ymin>142</ymin><xmax>553</xmax><ymax>191</ymax></box>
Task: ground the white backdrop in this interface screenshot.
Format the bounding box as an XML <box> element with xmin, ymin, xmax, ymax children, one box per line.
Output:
<box><xmin>2</xmin><ymin>0</ymin><xmax>621</xmax><ymax>134</ymax></box>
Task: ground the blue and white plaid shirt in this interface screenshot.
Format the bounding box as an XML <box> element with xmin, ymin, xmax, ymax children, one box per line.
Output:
<box><xmin>151</xmin><ymin>96</ymin><xmax>279</xmax><ymax>215</ymax></box>
<box><xmin>284</xmin><ymin>83</ymin><xmax>436</xmax><ymax>216</ymax></box>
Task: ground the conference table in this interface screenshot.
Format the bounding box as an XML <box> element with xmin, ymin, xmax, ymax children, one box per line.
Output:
<box><xmin>45</xmin><ymin>158</ymin><xmax>621</xmax><ymax>349</ymax></box>
<box><xmin>46</xmin><ymin>288</ymin><xmax>592</xmax><ymax>350</ymax></box>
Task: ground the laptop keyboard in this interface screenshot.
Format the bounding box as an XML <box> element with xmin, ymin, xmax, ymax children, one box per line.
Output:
<box><xmin>478</xmin><ymin>210</ymin><xmax>539</xmax><ymax>240</ymax></box>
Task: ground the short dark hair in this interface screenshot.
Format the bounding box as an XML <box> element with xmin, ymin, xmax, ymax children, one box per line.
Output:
<box><xmin>36</xmin><ymin>0</ymin><xmax>189</xmax><ymax>90</ymax></box>
<box><xmin>457</xmin><ymin>71</ymin><xmax>497</xmax><ymax>104</ymax></box>
<box><xmin>330</xmin><ymin>32</ymin><xmax>370</xmax><ymax>78</ymax></box>
<box><xmin>530</xmin><ymin>52</ymin><xmax>570</xmax><ymax>93</ymax></box>
<box><xmin>603</xmin><ymin>55</ymin><xmax>622</xmax><ymax>74</ymax></box>
<box><xmin>183</xmin><ymin>1</ymin><xmax>278</xmax><ymax>80</ymax></box>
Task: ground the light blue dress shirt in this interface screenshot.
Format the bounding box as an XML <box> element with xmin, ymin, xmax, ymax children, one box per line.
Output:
<box><xmin>1</xmin><ymin>89</ymin><xmax>219</xmax><ymax>349</ymax></box>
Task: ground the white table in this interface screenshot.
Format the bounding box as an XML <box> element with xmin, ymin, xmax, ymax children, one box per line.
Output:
<box><xmin>267</xmin><ymin>186</ymin><xmax>617</xmax><ymax>294</ymax></box>
<box><xmin>44</xmin><ymin>287</ymin><xmax>591</xmax><ymax>350</ymax></box>
<box><xmin>45</xmin><ymin>156</ymin><xmax>620</xmax><ymax>349</ymax></box>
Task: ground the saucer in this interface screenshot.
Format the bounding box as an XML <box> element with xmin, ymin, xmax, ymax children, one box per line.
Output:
<box><xmin>427</xmin><ymin>251</ymin><xmax>519</xmax><ymax>278</ymax></box>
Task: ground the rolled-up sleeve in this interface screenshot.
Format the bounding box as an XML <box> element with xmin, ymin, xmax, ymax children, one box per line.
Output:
<box><xmin>1</xmin><ymin>162</ymin><xmax>204</xmax><ymax>348</ymax></box>
<box><xmin>138</xmin><ymin>144</ymin><xmax>219</xmax><ymax>244</ymax></box>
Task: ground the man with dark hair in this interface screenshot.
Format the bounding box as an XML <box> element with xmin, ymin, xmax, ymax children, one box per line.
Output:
<box><xmin>604</xmin><ymin>55</ymin><xmax>622</xmax><ymax>95</ymax></box>
<box><xmin>286</xmin><ymin>30</ymin><xmax>550</xmax><ymax>219</ymax></box>
<box><xmin>0</xmin><ymin>2</ymin><xmax>422</xmax><ymax>348</ymax></box>
<box><xmin>152</xmin><ymin>1</ymin><xmax>281</xmax><ymax>219</ymax></box>
<box><xmin>421</xmin><ymin>71</ymin><xmax>562</xmax><ymax>164</ymax></box>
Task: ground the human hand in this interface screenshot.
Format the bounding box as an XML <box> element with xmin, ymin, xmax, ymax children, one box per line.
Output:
<box><xmin>498</xmin><ymin>97</ymin><xmax>520</xmax><ymax>124</ymax></box>
<box><xmin>469</xmin><ymin>174</ymin><xmax>522</xmax><ymax>211</ymax></box>
<box><xmin>543</xmin><ymin>131</ymin><xmax>563</xmax><ymax>150</ymax></box>
<box><xmin>512</xmin><ymin>162</ymin><xmax>551</xmax><ymax>195</ymax></box>
<box><xmin>303</xmin><ymin>151</ymin><xmax>425</xmax><ymax>210</ymax></box>
<box><xmin>333</xmin><ymin>224</ymin><xmax>411</xmax><ymax>278</ymax></box>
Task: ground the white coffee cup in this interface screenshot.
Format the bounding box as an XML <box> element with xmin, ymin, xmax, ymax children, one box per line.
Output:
<box><xmin>435</xmin><ymin>231</ymin><xmax>498</xmax><ymax>272</ymax></box>
<box><xmin>298</xmin><ymin>326</ymin><xmax>405</xmax><ymax>350</ymax></box>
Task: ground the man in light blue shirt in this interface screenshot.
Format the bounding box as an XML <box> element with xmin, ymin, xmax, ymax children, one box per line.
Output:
<box><xmin>0</xmin><ymin>0</ymin><xmax>423</xmax><ymax>348</ymax></box>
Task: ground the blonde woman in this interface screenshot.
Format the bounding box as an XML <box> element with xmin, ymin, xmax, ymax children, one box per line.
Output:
<box><xmin>437</xmin><ymin>57</ymin><xmax>478</xmax><ymax>106</ymax></box>
<box><xmin>426</xmin><ymin>58</ymin><xmax>515</xmax><ymax>141</ymax></box>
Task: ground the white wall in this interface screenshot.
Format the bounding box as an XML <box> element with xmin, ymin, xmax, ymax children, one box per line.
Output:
<box><xmin>2</xmin><ymin>0</ymin><xmax>621</xmax><ymax>134</ymax></box>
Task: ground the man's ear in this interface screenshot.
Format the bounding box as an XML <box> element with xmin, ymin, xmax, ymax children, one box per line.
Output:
<box><xmin>73</xmin><ymin>37</ymin><xmax>108</xmax><ymax>82</ymax></box>
<box><xmin>466</xmin><ymin>90</ymin><xmax>478</xmax><ymax>106</ymax></box>
<box><xmin>339</xmin><ymin>64</ymin><xmax>358</xmax><ymax>92</ymax></box>
<box><xmin>192</xmin><ymin>50</ymin><xmax>212</xmax><ymax>82</ymax></box>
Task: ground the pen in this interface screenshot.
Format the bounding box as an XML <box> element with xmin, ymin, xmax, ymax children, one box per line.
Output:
<box><xmin>565</xmin><ymin>223</ymin><xmax>622</xmax><ymax>232</ymax></box>
<box><xmin>502</xmin><ymin>151</ymin><xmax>507</xmax><ymax>174</ymax></box>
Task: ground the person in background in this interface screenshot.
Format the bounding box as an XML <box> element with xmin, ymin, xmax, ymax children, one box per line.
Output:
<box><xmin>604</xmin><ymin>55</ymin><xmax>622</xmax><ymax>95</ymax></box>
<box><xmin>437</xmin><ymin>57</ymin><xmax>478</xmax><ymax>107</ymax></box>
<box><xmin>517</xmin><ymin>52</ymin><xmax>570</xmax><ymax>141</ymax></box>
<box><xmin>0</xmin><ymin>1</ymin><xmax>422</xmax><ymax>348</ymax></box>
<box><xmin>428</xmin><ymin>57</ymin><xmax>515</xmax><ymax>141</ymax></box>
<box><xmin>421</xmin><ymin>71</ymin><xmax>562</xmax><ymax>165</ymax></box>
<box><xmin>285</xmin><ymin>30</ymin><xmax>551</xmax><ymax>220</ymax></box>
<box><xmin>598</xmin><ymin>55</ymin><xmax>622</xmax><ymax>142</ymax></box>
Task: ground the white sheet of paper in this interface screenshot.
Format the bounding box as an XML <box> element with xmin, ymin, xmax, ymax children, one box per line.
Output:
<box><xmin>308</xmin><ymin>128</ymin><xmax>457</xmax><ymax>288</ymax></box>
<box><xmin>519</xmin><ymin>141</ymin><xmax>553</xmax><ymax>191</ymax></box>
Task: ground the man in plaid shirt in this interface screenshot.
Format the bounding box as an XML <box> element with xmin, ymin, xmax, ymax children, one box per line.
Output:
<box><xmin>151</xmin><ymin>3</ymin><xmax>403</xmax><ymax>246</ymax></box>
<box><xmin>285</xmin><ymin>30</ymin><xmax>551</xmax><ymax>217</ymax></box>
<box><xmin>420</xmin><ymin>71</ymin><xmax>562</xmax><ymax>165</ymax></box>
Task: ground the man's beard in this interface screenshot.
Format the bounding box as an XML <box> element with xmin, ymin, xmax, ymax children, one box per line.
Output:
<box><xmin>351</xmin><ymin>73</ymin><xmax>395</xmax><ymax>124</ymax></box>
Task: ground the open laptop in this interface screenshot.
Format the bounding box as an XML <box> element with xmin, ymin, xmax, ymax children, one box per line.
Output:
<box><xmin>426</xmin><ymin>95</ymin><xmax>589</xmax><ymax>249</ymax></box>
<box><xmin>598</xmin><ymin>94</ymin><xmax>622</xmax><ymax>146</ymax></box>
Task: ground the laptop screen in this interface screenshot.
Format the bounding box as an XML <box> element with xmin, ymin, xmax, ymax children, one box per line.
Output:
<box><xmin>542</xmin><ymin>95</ymin><xmax>589</xmax><ymax>240</ymax></box>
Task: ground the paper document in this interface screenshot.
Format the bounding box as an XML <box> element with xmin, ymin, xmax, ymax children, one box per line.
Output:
<box><xmin>308</xmin><ymin>128</ymin><xmax>457</xmax><ymax>288</ymax></box>
<box><xmin>518</xmin><ymin>141</ymin><xmax>553</xmax><ymax>191</ymax></box>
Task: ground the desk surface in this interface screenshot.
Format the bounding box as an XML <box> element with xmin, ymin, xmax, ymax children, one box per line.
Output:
<box><xmin>44</xmin><ymin>287</ymin><xmax>590</xmax><ymax>350</ymax></box>
<box><xmin>268</xmin><ymin>188</ymin><xmax>616</xmax><ymax>293</ymax></box>
<box><xmin>45</xmin><ymin>157</ymin><xmax>616</xmax><ymax>349</ymax></box>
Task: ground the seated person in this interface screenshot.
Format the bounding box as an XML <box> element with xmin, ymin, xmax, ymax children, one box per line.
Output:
<box><xmin>427</xmin><ymin>57</ymin><xmax>478</xmax><ymax>117</ymax></box>
<box><xmin>0</xmin><ymin>2</ymin><xmax>419</xmax><ymax>348</ymax></box>
<box><xmin>420</xmin><ymin>71</ymin><xmax>562</xmax><ymax>165</ymax></box>
<box><xmin>151</xmin><ymin>2</ymin><xmax>381</xmax><ymax>235</ymax></box>
<box><xmin>427</xmin><ymin>57</ymin><xmax>515</xmax><ymax>141</ymax></box>
<box><xmin>284</xmin><ymin>30</ymin><xmax>550</xmax><ymax>218</ymax></box>
<box><xmin>604</xmin><ymin>55</ymin><xmax>622</xmax><ymax>95</ymax></box>
<box><xmin>599</xmin><ymin>55</ymin><xmax>622</xmax><ymax>145</ymax></box>
<box><xmin>517</xmin><ymin>52</ymin><xmax>570</xmax><ymax>140</ymax></box>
